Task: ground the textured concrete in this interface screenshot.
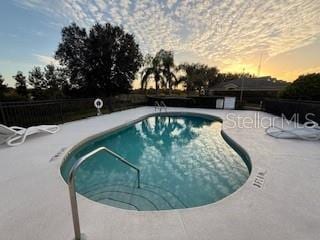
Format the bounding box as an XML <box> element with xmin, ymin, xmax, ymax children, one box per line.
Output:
<box><xmin>0</xmin><ymin>107</ymin><xmax>319</xmax><ymax>240</ymax></box>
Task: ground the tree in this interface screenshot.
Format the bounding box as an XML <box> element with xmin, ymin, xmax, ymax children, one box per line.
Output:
<box><xmin>29</xmin><ymin>67</ymin><xmax>45</xmax><ymax>89</ymax></box>
<box><xmin>55</xmin><ymin>67</ymin><xmax>70</xmax><ymax>95</ymax></box>
<box><xmin>45</xmin><ymin>65</ymin><xmax>69</xmax><ymax>98</ymax></box>
<box><xmin>44</xmin><ymin>64</ymin><xmax>58</xmax><ymax>89</ymax></box>
<box><xmin>141</xmin><ymin>53</ymin><xmax>164</xmax><ymax>95</ymax></box>
<box><xmin>28</xmin><ymin>65</ymin><xmax>68</xmax><ymax>99</ymax></box>
<box><xmin>0</xmin><ymin>74</ymin><xmax>8</xmax><ymax>99</ymax></box>
<box><xmin>206</xmin><ymin>67</ymin><xmax>220</xmax><ymax>87</ymax></box>
<box><xmin>216</xmin><ymin>72</ymin><xmax>255</xmax><ymax>83</ymax></box>
<box><xmin>141</xmin><ymin>49</ymin><xmax>178</xmax><ymax>95</ymax></box>
<box><xmin>178</xmin><ymin>63</ymin><xmax>219</xmax><ymax>95</ymax></box>
<box><xmin>13</xmin><ymin>71</ymin><xmax>28</xmax><ymax>97</ymax></box>
<box><xmin>29</xmin><ymin>67</ymin><xmax>45</xmax><ymax>99</ymax></box>
<box><xmin>157</xmin><ymin>49</ymin><xmax>177</xmax><ymax>94</ymax></box>
<box><xmin>55</xmin><ymin>22</ymin><xmax>143</xmax><ymax>97</ymax></box>
<box><xmin>55</xmin><ymin>23</ymin><xmax>87</xmax><ymax>91</ymax></box>
<box><xmin>281</xmin><ymin>73</ymin><xmax>320</xmax><ymax>101</ymax></box>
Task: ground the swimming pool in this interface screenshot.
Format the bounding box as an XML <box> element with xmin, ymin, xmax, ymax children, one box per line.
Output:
<box><xmin>61</xmin><ymin>113</ymin><xmax>251</xmax><ymax>211</ymax></box>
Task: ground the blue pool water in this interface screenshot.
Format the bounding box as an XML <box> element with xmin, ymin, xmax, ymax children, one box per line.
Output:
<box><xmin>61</xmin><ymin>114</ymin><xmax>250</xmax><ymax>211</ymax></box>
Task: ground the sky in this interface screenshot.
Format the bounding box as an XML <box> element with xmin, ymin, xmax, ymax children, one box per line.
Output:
<box><xmin>1</xmin><ymin>0</ymin><xmax>320</xmax><ymax>87</ymax></box>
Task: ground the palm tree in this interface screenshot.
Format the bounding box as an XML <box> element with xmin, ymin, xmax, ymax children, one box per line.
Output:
<box><xmin>141</xmin><ymin>50</ymin><xmax>179</xmax><ymax>95</ymax></box>
<box><xmin>157</xmin><ymin>49</ymin><xmax>177</xmax><ymax>94</ymax></box>
<box><xmin>141</xmin><ymin>54</ymin><xmax>164</xmax><ymax>95</ymax></box>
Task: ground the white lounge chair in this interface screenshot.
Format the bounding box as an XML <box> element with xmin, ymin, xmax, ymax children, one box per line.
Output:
<box><xmin>265</xmin><ymin>125</ymin><xmax>320</xmax><ymax>141</ymax></box>
<box><xmin>0</xmin><ymin>124</ymin><xmax>60</xmax><ymax>147</ymax></box>
<box><xmin>0</xmin><ymin>125</ymin><xmax>18</xmax><ymax>145</ymax></box>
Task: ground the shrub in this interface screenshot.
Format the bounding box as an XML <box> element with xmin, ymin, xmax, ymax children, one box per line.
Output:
<box><xmin>280</xmin><ymin>73</ymin><xmax>320</xmax><ymax>101</ymax></box>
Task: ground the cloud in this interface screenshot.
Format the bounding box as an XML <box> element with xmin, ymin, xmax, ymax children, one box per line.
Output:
<box><xmin>17</xmin><ymin>0</ymin><xmax>320</xmax><ymax>74</ymax></box>
<box><xmin>33</xmin><ymin>54</ymin><xmax>59</xmax><ymax>65</ymax></box>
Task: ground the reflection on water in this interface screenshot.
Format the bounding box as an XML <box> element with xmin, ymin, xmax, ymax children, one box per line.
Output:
<box><xmin>62</xmin><ymin>115</ymin><xmax>249</xmax><ymax>210</ymax></box>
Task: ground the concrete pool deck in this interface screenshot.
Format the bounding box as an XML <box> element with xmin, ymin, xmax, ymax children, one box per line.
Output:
<box><xmin>0</xmin><ymin>107</ymin><xmax>319</xmax><ymax>240</ymax></box>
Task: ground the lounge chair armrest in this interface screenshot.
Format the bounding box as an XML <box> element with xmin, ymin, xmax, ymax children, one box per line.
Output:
<box><xmin>10</xmin><ymin>126</ymin><xmax>26</xmax><ymax>132</ymax></box>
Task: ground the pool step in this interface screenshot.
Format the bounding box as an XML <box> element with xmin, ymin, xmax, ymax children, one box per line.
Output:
<box><xmin>81</xmin><ymin>183</ymin><xmax>187</xmax><ymax>211</ymax></box>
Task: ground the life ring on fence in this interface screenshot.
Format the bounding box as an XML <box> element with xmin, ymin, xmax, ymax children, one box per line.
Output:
<box><xmin>94</xmin><ymin>98</ymin><xmax>103</xmax><ymax>109</ymax></box>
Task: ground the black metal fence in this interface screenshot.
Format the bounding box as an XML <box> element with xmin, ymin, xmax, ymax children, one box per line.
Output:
<box><xmin>2</xmin><ymin>95</ymin><xmax>318</xmax><ymax>127</ymax></box>
<box><xmin>148</xmin><ymin>96</ymin><xmax>228</xmax><ymax>108</ymax></box>
<box><xmin>148</xmin><ymin>96</ymin><xmax>243</xmax><ymax>109</ymax></box>
<box><xmin>148</xmin><ymin>93</ymin><xmax>276</xmax><ymax>109</ymax></box>
<box><xmin>263</xmin><ymin>99</ymin><xmax>320</xmax><ymax>124</ymax></box>
<box><xmin>0</xmin><ymin>94</ymin><xmax>147</xmax><ymax>127</ymax></box>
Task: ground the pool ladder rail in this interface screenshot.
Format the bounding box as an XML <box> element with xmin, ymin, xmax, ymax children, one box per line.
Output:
<box><xmin>154</xmin><ymin>101</ymin><xmax>167</xmax><ymax>112</ymax></box>
<box><xmin>67</xmin><ymin>147</ymin><xmax>141</xmax><ymax>240</ymax></box>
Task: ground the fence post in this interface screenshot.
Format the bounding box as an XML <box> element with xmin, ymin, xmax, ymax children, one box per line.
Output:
<box><xmin>298</xmin><ymin>100</ymin><xmax>303</xmax><ymax>123</ymax></box>
<box><xmin>107</xmin><ymin>96</ymin><xmax>113</xmax><ymax>113</ymax></box>
<box><xmin>60</xmin><ymin>100</ymin><xmax>64</xmax><ymax>123</ymax></box>
<box><xmin>0</xmin><ymin>102</ymin><xmax>7</xmax><ymax>125</ymax></box>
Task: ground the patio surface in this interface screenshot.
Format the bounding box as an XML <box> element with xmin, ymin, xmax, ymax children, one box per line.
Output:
<box><xmin>0</xmin><ymin>107</ymin><xmax>319</xmax><ymax>240</ymax></box>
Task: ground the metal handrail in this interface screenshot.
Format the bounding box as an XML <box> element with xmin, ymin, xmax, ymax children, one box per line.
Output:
<box><xmin>67</xmin><ymin>147</ymin><xmax>141</xmax><ymax>240</ymax></box>
<box><xmin>154</xmin><ymin>101</ymin><xmax>161</xmax><ymax>112</ymax></box>
<box><xmin>160</xmin><ymin>101</ymin><xmax>167</xmax><ymax>112</ymax></box>
<box><xmin>155</xmin><ymin>101</ymin><xmax>167</xmax><ymax>112</ymax></box>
